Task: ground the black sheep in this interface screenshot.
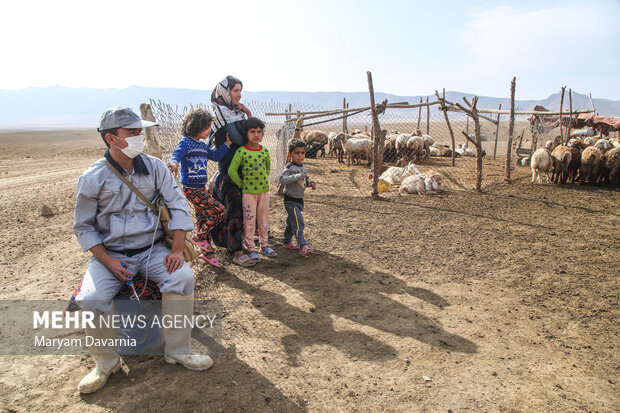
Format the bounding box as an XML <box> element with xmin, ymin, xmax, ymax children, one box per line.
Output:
<box><xmin>305</xmin><ymin>142</ymin><xmax>325</xmax><ymax>158</ymax></box>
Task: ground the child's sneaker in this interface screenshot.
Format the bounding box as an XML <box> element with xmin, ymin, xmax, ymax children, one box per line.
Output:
<box><xmin>283</xmin><ymin>241</ymin><xmax>298</xmax><ymax>250</ymax></box>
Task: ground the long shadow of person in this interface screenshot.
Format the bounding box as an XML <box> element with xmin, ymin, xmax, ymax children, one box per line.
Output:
<box><xmin>219</xmin><ymin>250</ymin><xmax>476</xmax><ymax>366</ymax></box>
<box><xmin>217</xmin><ymin>271</ymin><xmax>398</xmax><ymax>366</ymax></box>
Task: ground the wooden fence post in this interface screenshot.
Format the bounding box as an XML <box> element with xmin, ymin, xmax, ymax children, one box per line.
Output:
<box><xmin>505</xmin><ymin>77</ymin><xmax>516</xmax><ymax>183</ymax></box>
<box><xmin>342</xmin><ymin>97</ymin><xmax>348</xmax><ymax>133</ymax></box>
<box><xmin>455</xmin><ymin>97</ymin><xmax>484</xmax><ymax>191</ymax></box>
<box><xmin>493</xmin><ymin>104</ymin><xmax>501</xmax><ymax>160</ymax></box>
<box><xmin>294</xmin><ymin>111</ymin><xmax>302</xmax><ymax>140</ymax></box>
<box><xmin>529</xmin><ymin>118</ymin><xmax>538</xmax><ymax>155</ymax></box>
<box><xmin>140</xmin><ymin>103</ymin><xmax>164</xmax><ymax>160</ymax></box>
<box><xmin>426</xmin><ymin>96</ymin><xmax>430</xmax><ymax>135</ymax></box>
<box><xmin>435</xmin><ymin>88</ymin><xmax>457</xmax><ymax>166</ymax></box>
<box><xmin>416</xmin><ymin>97</ymin><xmax>423</xmax><ymax>131</ymax></box>
<box><xmin>471</xmin><ymin>99</ymin><xmax>483</xmax><ymax>192</ymax></box>
<box><xmin>566</xmin><ymin>89</ymin><xmax>573</xmax><ymax>144</ymax></box>
<box><xmin>367</xmin><ymin>71</ymin><xmax>385</xmax><ymax>197</ymax></box>
<box><xmin>559</xmin><ymin>86</ymin><xmax>566</xmax><ymax>143</ymax></box>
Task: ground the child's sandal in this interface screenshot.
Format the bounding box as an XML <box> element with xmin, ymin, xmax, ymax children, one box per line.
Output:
<box><xmin>283</xmin><ymin>241</ymin><xmax>298</xmax><ymax>250</ymax></box>
<box><xmin>300</xmin><ymin>245</ymin><xmax>313</xmax><ymax>255</ymax></box>
<box><xmin>247</xmin><ymin>252</ymin><xmax>261</xmax><ymax>263</ymax></box>
<box><xmin>200</xmin><ymin>254</ymin><xmax>222</xmax><ymax>268</ymax></box>
<box><xmin>232</xmin><ymin>254</ymin><xmax>255</xmax><ymax>267</ymax></box>
<box><xmin>191</xmin><ymin>235</ymin><xmax>214</xmax><ymax>253</ymax></box>
<box><xmin>258</xmin><ymin>247</ymin><xmax>277</xmax><ymax>257</ymax></box>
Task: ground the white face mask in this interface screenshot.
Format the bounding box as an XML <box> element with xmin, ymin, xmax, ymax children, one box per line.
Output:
<box><xmin>113</xmin><ymin>134</ymin><xmax>144</xmax><ymax>158</ymax></box>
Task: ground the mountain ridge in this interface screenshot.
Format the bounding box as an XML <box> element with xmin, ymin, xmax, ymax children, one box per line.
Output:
<box><xmin>1</xmin><ymin>86</ymin><xmax>618</xmax><ymax>130</ymax></box>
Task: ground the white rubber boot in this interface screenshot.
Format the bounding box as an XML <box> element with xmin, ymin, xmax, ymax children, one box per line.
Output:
<box><xmin>162</xmin><ymin>293</ymin><xmax>213</xmax><ymax>371</ymax></box>
<box><xmin>78</xmin><ymin>317</ymin><xmax>121</xmax><ymax>394</ymax></box>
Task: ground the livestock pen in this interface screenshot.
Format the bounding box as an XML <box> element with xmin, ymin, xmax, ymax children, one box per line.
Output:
<box><xmin>145</xmin><ymin>93</ymin><xmax>600</xmax><ymax>196</ymax></box>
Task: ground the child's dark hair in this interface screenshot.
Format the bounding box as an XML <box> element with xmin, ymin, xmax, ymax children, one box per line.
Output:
<box><xmin>181</xmin><ymin>108</ymin><xmax>214</xmax><ymax>138</ymax></box>
<box><xmin>242</xmin><ymin>117</ymin><xmax>265</xmax><ymax>138</ymax></box>
<box><xmin>288</xmin><ymin>139</ymin><xmax>306</xmax><ymax>153</ymax></box>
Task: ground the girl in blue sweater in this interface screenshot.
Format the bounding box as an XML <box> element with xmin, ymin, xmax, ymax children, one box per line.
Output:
<box><xmin>169</xmin><ymin>108</ymin><xmax>231</xmax><ymax>267</ymax></box>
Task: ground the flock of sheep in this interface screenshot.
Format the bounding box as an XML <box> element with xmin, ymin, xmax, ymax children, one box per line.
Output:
<box><xmin>529</xmin><ymin>135</ymin><xmax>620</xmax><ymax>187</ymax></box>
<box><xmin>298</xmin><ymin>128</ymin><xmax>479</xmax><ymax>168</ymax></box>
<box><xmin>295</xmin><ymin>124</ymin><xmax>620</xmax><ymax>193</ymax></box>
<box><xmin>296</xmin><ymin>128</ymin><xmax>450</xmax><ymax>195</ymax></box>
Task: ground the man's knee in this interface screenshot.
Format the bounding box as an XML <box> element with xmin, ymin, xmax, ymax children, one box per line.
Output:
<box><xmin>159</xmin><ymin>264</ymin><xmax>195</xmax><ymax>295</ymax></box>
<box><xmin>76</xmin><ymin>262</ymin><xmax>122</xmax><ymax>313</ymax></box>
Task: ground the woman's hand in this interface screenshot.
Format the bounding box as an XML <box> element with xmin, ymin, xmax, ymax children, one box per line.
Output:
<box><xmin>237</xmin><ymin>103</ymin><xmax>252</xmax><ymax>117</ymax></box>
<box><xmin>225</xmin><ymin>133</ymin><xmax>232</xmax><ymax>147</ymax></box>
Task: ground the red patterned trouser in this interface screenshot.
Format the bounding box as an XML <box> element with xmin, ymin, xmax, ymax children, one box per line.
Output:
<box><xmin>183</xmin><ymin>186</ymin><xmax>226</xmax><ymax>242</ymax></box>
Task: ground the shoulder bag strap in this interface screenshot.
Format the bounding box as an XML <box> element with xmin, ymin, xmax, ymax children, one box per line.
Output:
<box><xmin>104</xmin><ymin>159</ymin><xmax>159</xmax><ymax>215</ymax></box>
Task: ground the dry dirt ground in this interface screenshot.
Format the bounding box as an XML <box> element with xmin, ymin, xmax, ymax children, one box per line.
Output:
<box><xmin>0</xmin><ymin>130</ymin><xmax>618</xmax><ymax>412</ymax></box>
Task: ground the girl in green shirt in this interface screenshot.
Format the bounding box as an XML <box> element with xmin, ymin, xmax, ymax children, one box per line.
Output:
<box><xmin>228</xmin><ymin>117</ymin><xmax>276</xmax><ymax>262</ymax></box>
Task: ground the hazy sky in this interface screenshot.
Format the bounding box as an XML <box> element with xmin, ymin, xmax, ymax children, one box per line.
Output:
<box><xmin>2</xmin><ymin>0</ymin><xmax>619</xmax><ymax>99</ymax></box>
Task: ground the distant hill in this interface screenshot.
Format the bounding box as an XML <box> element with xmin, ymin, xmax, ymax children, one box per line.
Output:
<box><xmin>0</xmin><ymin>86</ymin><xmax>618</xmax><ymax>130</ymax></box>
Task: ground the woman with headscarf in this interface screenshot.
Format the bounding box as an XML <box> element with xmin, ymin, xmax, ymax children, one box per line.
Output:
<box><xmin>209</xmin><ymin>76</ymin><xmax>255</xmax><ymax>267</ymax></box>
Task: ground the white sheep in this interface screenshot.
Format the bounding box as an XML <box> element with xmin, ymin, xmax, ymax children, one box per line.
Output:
<box><xmin>379</xmin><ymin>163</ymin><xmax>421</xmax><ymax>185</ymax></box>
<box><xmin>455</xmin><ymin>143</ymin><xmax>476</xmax><ymax>157</ymax></box>
<box><xmin>332</xmin><ymin>132</ymin><xmax>355</xmax><ymax>164</ymax></box>
<box><xmin>428</xmin><ymin>145</ymin><xmax>441</xmax><ymax>157</ymax></box>
<box><xmin>395</xmin><ymin>133</ymin><xmax>412</xmax><ymax>159</ymax></box>
<box><xmin>583</xmin><ymin>136</ymin><xmax>595</xmax><ymax>146</ymax></box>
<box><xmin>343</xmin><ymin>137</ymin><xmax>373</xmax><ymax>167</ymax></box>
<box><xmin>594</xmin><ymin>139</ymin><xmax>612</xmax><ymax>153</ymax></box>
<box><xmin>530</xmin><ymin>148</ymin><xmax>553</xmax><ymax>183</ymax></box>
<box><xmin>334</xmin><ymin>133</ymin><xmax>373</xmax><ymax>167</ymax></box>
<box><xmin>327</xmin><ymin>131</ymin><xmax>338</xmax><ymax>157</ymax></box>
<box><xmin>421</xmin><ymin>134</ymin><xmax>435</xmax><ymax>159</ymax></box>
<box><xmin>399</xmin><ymin>170</ymin><xmax>444</xmax><ymax>195</ymax></box>
<box><xmin>384</xmin><ymin>134</ymin><xmax>398</xmax><ymax>151</ymax></box>
<box><xmin>406</xmin><ymin>135</ymin><xmax>425</xmax><ymax>162</ymax></box>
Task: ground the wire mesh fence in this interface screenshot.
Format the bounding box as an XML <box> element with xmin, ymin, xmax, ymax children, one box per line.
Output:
<box><xmin>146</xmin><ymin>96</ymin><xmax>597</xmax><ymax>196</ymax></box>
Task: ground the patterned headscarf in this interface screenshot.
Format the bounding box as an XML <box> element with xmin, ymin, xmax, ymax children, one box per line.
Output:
<box><xmin>210</xmin><ymin>75</ymin><xmax>247</xmax><ymax>132</ymax></box>
<box><xmin>211</xmin><ymin>76</ymin><xmax>243</xmax><ymax>110</ymax></box>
